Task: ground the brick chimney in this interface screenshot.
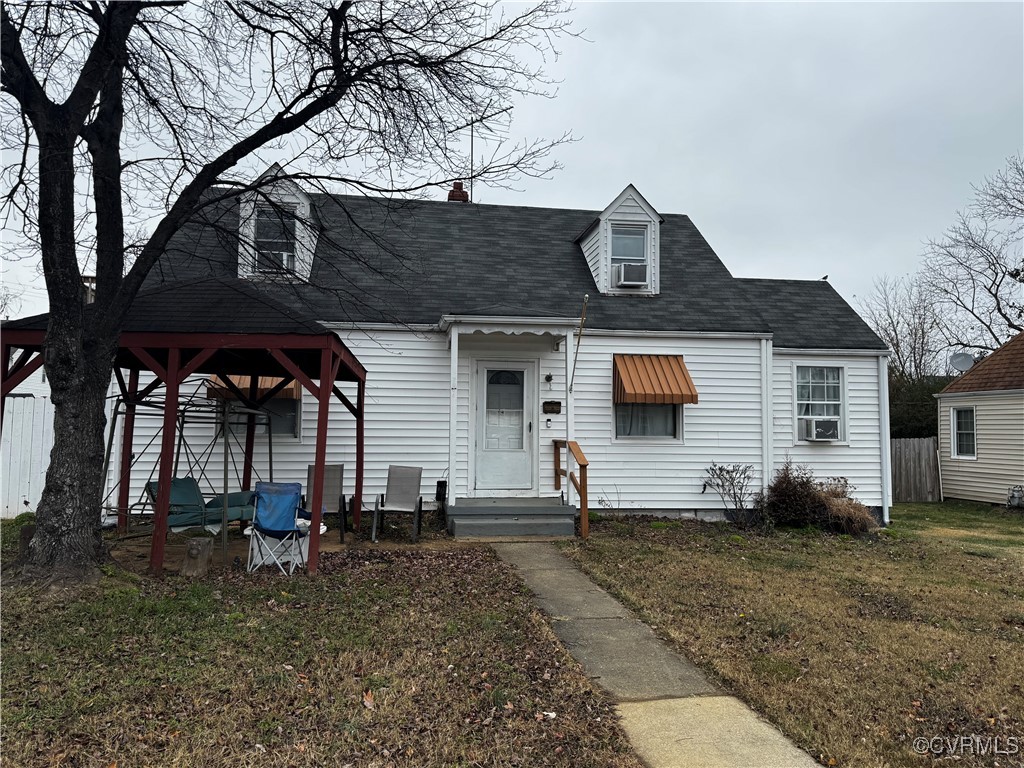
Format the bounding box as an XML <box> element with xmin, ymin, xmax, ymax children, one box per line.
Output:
<box><xmin>447</xmin><ymin>181</ymin><xmax>470</xmax><ymax>203</ymax></box>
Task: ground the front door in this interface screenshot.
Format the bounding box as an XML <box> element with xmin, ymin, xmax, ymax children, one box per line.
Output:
<box><xmin>475</xmin><ymin>362</ymin><xmax>535</xmax><ymax>492</ymax></box>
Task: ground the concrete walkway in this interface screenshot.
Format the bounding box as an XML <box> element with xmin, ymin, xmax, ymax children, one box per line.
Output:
<box><xmin>493</xmin><ymin>543</ymin><xmax>819</xmax><ymax>768</ymax></box>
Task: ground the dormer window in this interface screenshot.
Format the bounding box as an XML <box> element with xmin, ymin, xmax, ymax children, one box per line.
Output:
<box><xmin>611</xmin><ymin>226</ymin><xmax>649</xmax><ymax>288</ymax></box>
<box><xmin>255</xmin><ymin>205</ymin><xmax>297</xmax><ymax>272</ymax></box>
<box><xmin>612</xmin><ymin>226</ymin><xmax>645</xmax><ymax>263</ymax></box>
<box><xmin>576</xmin><ymin>185</ymin><xmax>661</xmax><ymax>295</ymax></box>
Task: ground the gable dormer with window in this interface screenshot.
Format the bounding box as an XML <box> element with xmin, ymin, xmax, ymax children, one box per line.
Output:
<box><xmin>238</xmin><ymin>166</ymin><xmax>317</xmax><ymax>280</ymax></box>
<box><xmin>577</xmin><ymin>185</ymin><xmax>662</xmax><ymax>296</ymax></box>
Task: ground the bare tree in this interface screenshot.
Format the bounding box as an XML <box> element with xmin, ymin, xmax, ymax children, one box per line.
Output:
<box><xmin>860</xmin><ymin>274</ymin><xmax>943</xmax><ymax>382</ymax></box>
<box><xmin>1</xmin><ymin>0</ymin><xmax>573</xmax><ymax>584</ymax></box>
<box><xmin>921</xmin><ymin>155</ymin><xmax>1024</xmax><ymax>352</ymax></box>
<box><xmin>0</xmin><ymin>283</ymin><xmax>22</xmax><ymax>318</ymax></box>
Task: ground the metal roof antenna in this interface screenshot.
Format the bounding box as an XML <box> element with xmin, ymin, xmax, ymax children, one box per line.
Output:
<box><xmin>570</xmin><ymin>294</ymin><xmax>589</xmax><ymax>392</ymax></box>
<box><xmin>448</xmin><ymin>102</ymin><xmax>511</xmax><ymax>203</ymax></box>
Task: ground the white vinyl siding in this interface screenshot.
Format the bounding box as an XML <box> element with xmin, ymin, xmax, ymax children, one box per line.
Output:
<box><xmin>772</xmin><ymin>353</ymin><xmax>884</xmax><ymax>507</ymax></box>
<box><xmin>573</xmin><ymin>335</ymin><xmax>764</xmax><ymax>509</ymax></box>
<box><xmin>105</xmin><ymin>327</ymin><xmax>888</xmax><ymax>517</ymax></box>
<box><xmin>938</xmin><ymin>393</ymin><xmax>1024</xmax><ymax>504</ymax></box>
<box><xmin>580</xmin><ymin>225</ymin><xmax>603</xmax><ymax>290</ymax></box>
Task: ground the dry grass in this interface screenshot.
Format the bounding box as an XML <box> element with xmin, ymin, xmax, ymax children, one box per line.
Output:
<box><xmin>1</xmin><ymin>546</ymin><xmax>643</xmax><ymax>768</ymax></box>
<box><xmin>562</xmin><ymin>502</ymin><xmax>1024</xmax><ymax>768</ymax></box>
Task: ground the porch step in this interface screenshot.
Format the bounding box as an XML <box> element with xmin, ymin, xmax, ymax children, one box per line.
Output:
<box><xmin>449</xmin><ymin>513</ymin><xmax>576</xmax><ymax>538</ymax></box>
<box><xmin>448</xmin><ymin>498</ymin><xmax>575</xmax><ymax>537</ymax></box>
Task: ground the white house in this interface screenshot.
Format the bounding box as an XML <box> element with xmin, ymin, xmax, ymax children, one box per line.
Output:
<box><xmin>108</xmin><ymin>180</ymin><xmax>892</xmax><ymax>534</ymax></box>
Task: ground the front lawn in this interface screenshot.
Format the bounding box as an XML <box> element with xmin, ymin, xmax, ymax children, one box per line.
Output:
<box><xmin>561</xmin><ymin>502</ymin><xmax>1024</xmax><ymax>768</ymax></box>
<box><xmin>1</xmin><ymin>545</ymin><xmax>643</xmax><ymax>767</ymax></box>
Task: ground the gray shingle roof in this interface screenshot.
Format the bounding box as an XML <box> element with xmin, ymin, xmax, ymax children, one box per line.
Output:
<box><xmin>738</xmin><ymin>278</ymin><xmax>887</xmax><ymax>350</ymax></box>
<box><xmin>143</xmin><ymin>192</ymin><xmax>885</xmax><ymax>350</ymax></box>
<box><xmin>5</xmin><ymin>276</ymin><xmax>330</xmax><ymax>336</ymax></box>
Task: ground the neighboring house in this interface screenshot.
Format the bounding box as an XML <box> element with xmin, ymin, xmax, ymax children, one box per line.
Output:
<box><xmin>936</xmin><ymin>334</ymin><xmax>1024</xmax><ymax>505</ymax></box>
<box><xmin>113</xmin><ymin>176</ymin><xmax>891</xmax><ymax>528</ymax></box>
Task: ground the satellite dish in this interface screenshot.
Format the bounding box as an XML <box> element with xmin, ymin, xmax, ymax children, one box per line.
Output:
<box><xmin>950</xmin><ymin>353</ymin><xmax>975</xmax><ymax>373</ymax></box>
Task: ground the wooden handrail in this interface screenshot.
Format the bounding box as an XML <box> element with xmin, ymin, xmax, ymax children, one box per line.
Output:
<box><xmin>553</xmin><ymin>439</ymin><xmax>589</xmax><ymax>539</ymax></box>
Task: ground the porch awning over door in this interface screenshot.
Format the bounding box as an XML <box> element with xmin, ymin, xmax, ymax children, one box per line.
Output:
<box><xmin>613</xmin><ymin>354</ymin><xmax>698</xmax><ymax>404</ymax></box>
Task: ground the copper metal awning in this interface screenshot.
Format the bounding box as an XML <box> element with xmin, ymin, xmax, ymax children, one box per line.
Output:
<box><xmin>613</xmin><ymin>354</ymin><xmax>698</xmax><ymax>404</ymax></box>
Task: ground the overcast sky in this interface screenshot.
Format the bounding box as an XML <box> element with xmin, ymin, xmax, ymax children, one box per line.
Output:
<box><xmin>3</xmin><ymin>1</ymin><xmax>1021</xmax><ymax>318</ymax></box>
<box><xmin>480</xmin><ymin>0</ymin><xmax>1024</xmax><ymax>309</ymax></box>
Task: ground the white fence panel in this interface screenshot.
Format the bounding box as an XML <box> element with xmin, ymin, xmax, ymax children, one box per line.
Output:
<box><xmin>1</xmin><ymin>394</ymin><xmax>55</xmax><ymax>518</ymax></box>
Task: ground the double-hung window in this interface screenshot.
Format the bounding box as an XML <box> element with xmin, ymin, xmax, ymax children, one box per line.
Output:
<box><xmin>255</xmin><ymin>204</ymin><xmax>297</xmax><ymax>272</ymax></box>
<box><xmin>610</xmin><ymin>225</ymin><xmax>648</xmax><ymax>288</ymax></box>
<box><xmin>951</xmin><ymin>407</ymin><xmax>976</xmax><ymax>458</ymax></box>
<box><xmin>796</xmin><ymin>366</ymin><xmax>843</xmax><ymax>441</ymax></box>
<box><xmin>611</xmin><ymin>226</ymin><xmax>646</xmax><ymax>265</ymax></box>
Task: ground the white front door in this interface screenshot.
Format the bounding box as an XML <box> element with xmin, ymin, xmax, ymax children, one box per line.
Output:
<box><xmin>475</xmin><ymin>362</ymin><xmax>535</xmax><ymax>492</ymax></box>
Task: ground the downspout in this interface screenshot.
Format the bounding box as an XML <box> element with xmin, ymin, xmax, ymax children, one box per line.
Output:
<box><xmin>878</xmin><ymin>355</ymin><xmax>892</xmax><ymax>525</ymax></box>
<box><xmin>760</xmin><ymin>338</ymin><xmax>773</xmax><ymax>491</ymax></box>
<box><xmin>448</xmin><ymin>325</ymin><xmax>459</xmax><ymax>508</ymax></box>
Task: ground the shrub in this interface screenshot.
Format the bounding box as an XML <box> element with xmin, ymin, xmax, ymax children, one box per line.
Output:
<box><xmin>755</xmin><ymin>460</ymin><xmax>878</xmax><ymax>536</ymax></box>
<box><xmin>817</xmin><ymin>476</ymin><xmax>854</xmax><ymax>500</ymax></box>
<box><xmin>755</xmin><ymin>459</ymin><xmax>828</xmax><ymax>528</ymax></box>
<box><xmin>704</xmin><ymin>462</ymin><xmax>761</xmax><ymax>529</ymax></box>
<box><xmin>824</xmin><ymin>496</ymin><xmax>878</xmax><ymax>536</ymax></box>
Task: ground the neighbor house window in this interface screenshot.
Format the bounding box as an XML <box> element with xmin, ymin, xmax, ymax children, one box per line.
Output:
<box><xmin>796</xmin><ymin>366</ymin><xmax>843</xmax><ymax>441</ymax></box>
<box><xmin>615</xmin><ymin>403</ymin><xmax>680</xmax><ymax>439</ymax></box>
<box><xmin>255</xmin><ymin>204</ymin><xmax>297</xmax><ymax>272</ymax></box>
<box><xmin>951</xmin><ymin>407</ymin><xmax>976</xmax><ymax>458</ymax></box>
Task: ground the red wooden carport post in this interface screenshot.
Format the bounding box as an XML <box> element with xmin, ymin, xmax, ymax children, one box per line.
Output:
<box><xmin>116</xmin><ymin>368</ymin><xmax>140</xmax><ymax>533</ymax></box>
<box><xmin>241</xmin><ymin>375</ymin><xmax>258</xmax><ymax>490</ymax></box>
<box><xmin>306</xmin><ymin>347</ymin><xmax>334</xmax><ymax>574</ymax></box>
<box><xmin>150</xmin><ymin>348</ymin><xmax>180</xmax><ymax>575</ymax></box>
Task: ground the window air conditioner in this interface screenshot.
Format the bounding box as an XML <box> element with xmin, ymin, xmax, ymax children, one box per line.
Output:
<box><xmin>259</xmin><ymin>251</ymin><xmax>295</xmax><ymax>271</ymax></box>
<box><xmin>614</xmin><ymin>262</ymin><xmax>648</xmax><ymax>288</ymax></box>
<box><xmin>808</xmin><ymin>418</ymin><xmax>840</xmax><ymax>441</ymax></box>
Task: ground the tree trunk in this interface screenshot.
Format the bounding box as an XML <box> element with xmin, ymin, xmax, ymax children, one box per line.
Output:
<box><xmin>15</xmin><ymin>128</ymin><xmax>117</xmax><ymax>585</ymax></box>
<box><xmin>19</xmin><ymin>332</ymin><xmax>115</xmax><ymax>585</ymax></box>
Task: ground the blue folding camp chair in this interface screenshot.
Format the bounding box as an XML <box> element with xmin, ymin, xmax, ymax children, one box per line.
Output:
<box><xmin>247</xmin><ymin>481</ymin><xmax>307</xmax><ymax>575</ymax></box>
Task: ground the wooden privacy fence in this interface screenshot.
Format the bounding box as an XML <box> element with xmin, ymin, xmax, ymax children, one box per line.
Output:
<box><xmin>891</xmin><ymin>437</ymin><xmax>940</xmax><ymax>502</ymax></box>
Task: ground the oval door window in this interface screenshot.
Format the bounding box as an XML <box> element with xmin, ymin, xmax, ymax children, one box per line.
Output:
<box><xmin>485</xmin><ymin>370</ymin><xmax>524</xmax><ymax>450</ymax></box>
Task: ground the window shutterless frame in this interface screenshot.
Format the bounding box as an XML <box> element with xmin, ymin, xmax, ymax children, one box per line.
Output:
<box><xmin>255</xmin><ymin>204</ymin><xmax>298</xmax><ymax>272</ymax></box>
<box><xmin>611</xmin><ymin>402</ymin><xmax>684</xmax><ymax>442</ymax></box>
<box><xmin>950</xmin><ymin>406</ymin><xmax>977</xmax><ymax>459</ymax></box>
<box><xmin>792</xmin><ymin>362</ymin><xmax>849</xmax><ymax>444</ymax></box>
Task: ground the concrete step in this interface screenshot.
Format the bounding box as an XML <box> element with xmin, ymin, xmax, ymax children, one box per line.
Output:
<box><xmin>449</xmin><ymin>512</ymin><xmax>576</xmax><ymax>538</ymax></box>
<box><xmin>452</xmin><ymin>498</ymin><xmax>569</xmax><ymax>517</ymax></box>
